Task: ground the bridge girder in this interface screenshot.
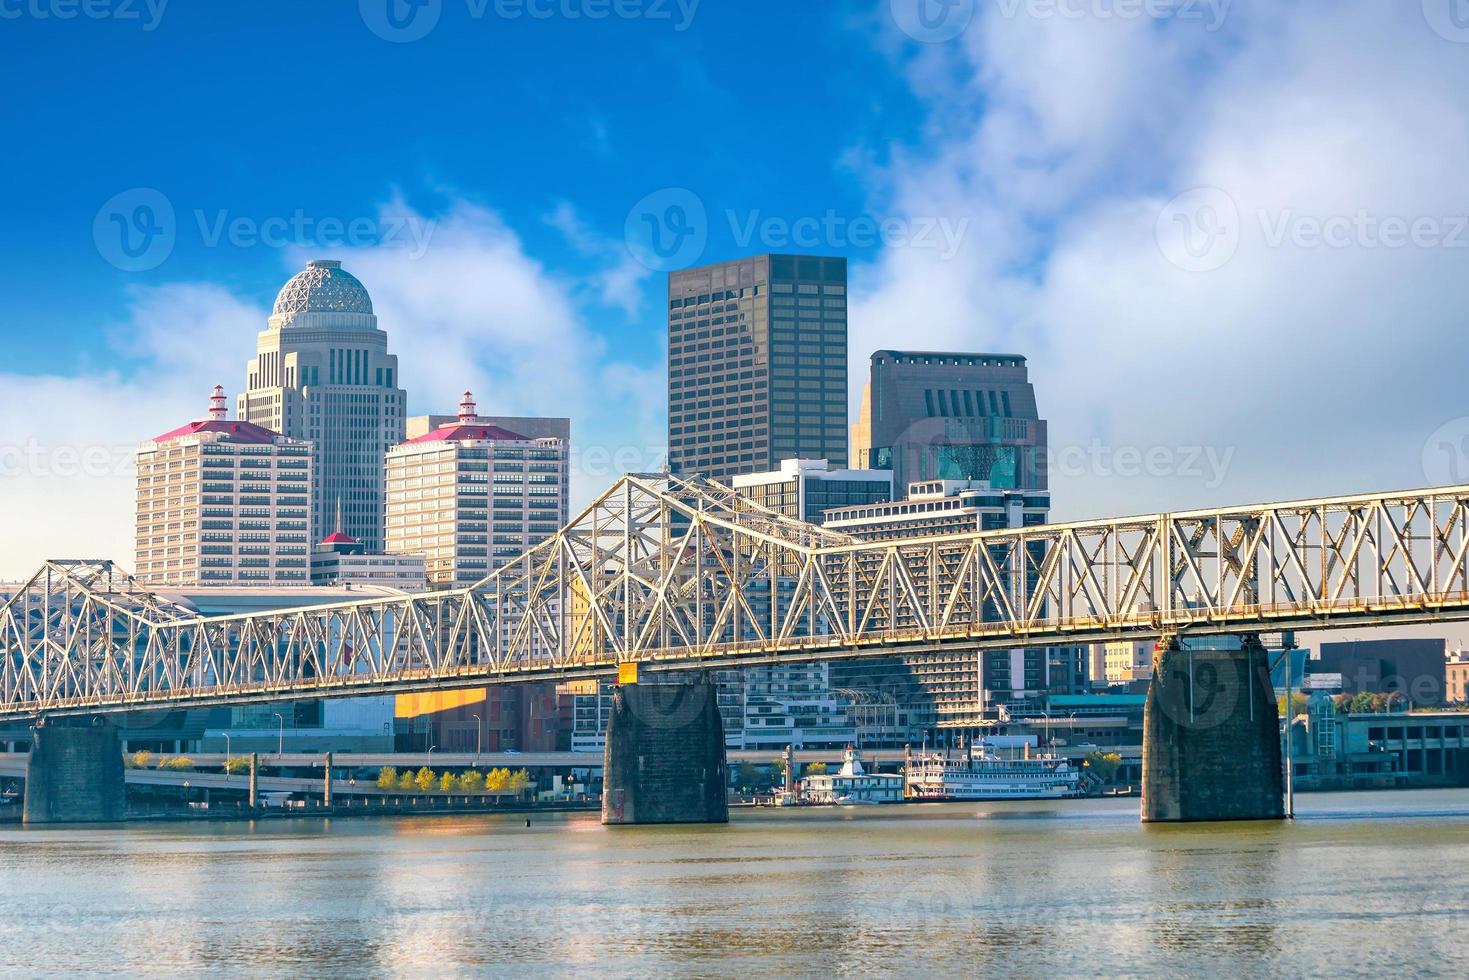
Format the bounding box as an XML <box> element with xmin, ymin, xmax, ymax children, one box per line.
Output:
<box><xmin>4</xmin><ymin>476</ymin><xmax>1469</xmax><ymax>720</ymax></box>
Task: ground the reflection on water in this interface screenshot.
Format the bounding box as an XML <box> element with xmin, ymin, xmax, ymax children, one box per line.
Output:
<box><xmin>2</xmin><ymin>790</ymin><xmax>1468</xmax><ymax>976</ymax></box>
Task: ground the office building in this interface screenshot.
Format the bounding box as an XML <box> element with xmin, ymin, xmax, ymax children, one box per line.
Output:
<box><xmin>851</xmin><ymin>351</ymin><xmax>1046</xmax><ymax>498</ymax></box>
<box><xmin>1447</xmin><ymin>650</ymin><xmax>1469</xmax><ymax>704</ymax></box>
<box><xmin>823</xmin><ymin>479</ymin><xmax>1052</xmax><ymax>726</ymax></box>
<box><xmin>238</xmin><ymin>259</ymin><xmax>408</xmax><ymax>551</ymax></box>
<box><xmin>1100</xmin><ymin>640</ymin><xmax>1154</xmax><ymax>685</ymax></box>
<box><xmin>1315</xmin><ymin>638</ymin><xmax>1449</xmax><ymax>707</ymax></box>
<box><xmin>135</xmin><ymin>386</ymin><xmax>314</xmax><ymax>586</ymax></box>
<box><xmin>309</xmin><ymin>531</ymin><xmax>427</xmax><ymax>590</ymax></box>
<box><xmin>385</xmin><ymin>391</ymin><xmax>570</xmax><ymax>588</ymax></box>
<box><xmin>668</xmin><ymin>254</ymin><xmax>848</xmax><ymax>482</ymax></box>
<box><xmin>731</xmin><ymin>458</ymin><xmax>893</xmax><ymax>524</ymax></box>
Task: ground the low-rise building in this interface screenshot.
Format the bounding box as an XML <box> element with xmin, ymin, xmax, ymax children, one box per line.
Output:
<box><xmin>309</xmin><ymin>531</ymin><xmax>427</xmax><ymax>590</ymax></box>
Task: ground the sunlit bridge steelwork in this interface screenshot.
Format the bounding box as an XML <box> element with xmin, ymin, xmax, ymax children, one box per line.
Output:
<box><xmin>5</xmin><ymin>475</ymin><xmax>1469</xmax><ymax>722</ymax></box>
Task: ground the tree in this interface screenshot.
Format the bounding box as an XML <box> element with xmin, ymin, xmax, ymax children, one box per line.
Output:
<box><xmin>507</xmin><ymin>769</ymin><xmax>531</xmax><ymax>795</ymax></box>
<box><xmin>376</xmin><ymin>766</ymin><xmax>399</xmax><ymax>790</ymax></box>
<box><xmin>223</xmin><ymin>756</ymin><xmax>251</xmax><ymax>775</ymax></box>
<box><xmin>1277</xmin><ymin>692</ymin><xmax>1309</xmax><ymax>717</ymax></box>
<box><xmin>485</xmin><ymin>768</ymin><xmax>510</xmax><ymax>792</ymax></box>
<box><xmin>736</xmin><ymin>761</ymin><xmax>760</xmax><ymax>792</ymax></box>
<box><xmin>414</xmin><ymin>767</ymin><xmax>436</xmax><ymax>792</ymax></box>
<box><xmin>1083</xmin><ymin>751</ymin><xmax>1122</xmax><ymax>784</ymax></box>
<box><xmin>160</xmin><ymin>756</ymin><xmax>195</xmax><ymax>771</ymax></box>
<box><xmin>129</xmin><ymin>750</ymin><xmax>153</xmax><ymax>770</ymax></box>
<box><xmin>458</xmin><ymin>770</ymin><xmax>484</xmax><ymax>793</ymax></box>
<box><xmin>438</xmin><ymin>772</ymin><xmax>457</xmax><ymax>793</ymax></box>
<box><xmin>803</xmin><ymin>762</ymin><xmax>828</xmax><ymax>777</ymax></box>
<box><xmin>397</xmin><ymin>771</ymin><xmax>416</xmax><ymax>792</ymax></box>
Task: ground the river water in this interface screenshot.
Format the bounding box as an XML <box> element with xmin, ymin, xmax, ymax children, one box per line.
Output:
<box><xmin>2</xmin><ymin>789</ymin><xmax>1467</xmax><ymax>977</ymax></box>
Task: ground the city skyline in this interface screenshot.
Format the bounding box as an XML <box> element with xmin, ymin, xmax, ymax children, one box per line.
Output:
<box><xmin>7</xmin><ymin>2</ymin><xmax>1469</xmax><ymax>585</ymax></box>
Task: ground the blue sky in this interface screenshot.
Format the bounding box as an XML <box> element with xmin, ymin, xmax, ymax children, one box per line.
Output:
<box><xmin>0</xmin><ymin>0</ymin><xmax>917</xmax><ymax>372</ymax></box>
<box><xmin>5</xmin><ymin>1</ymin><xmax>1469</xmax><ymax>578</ymax></box>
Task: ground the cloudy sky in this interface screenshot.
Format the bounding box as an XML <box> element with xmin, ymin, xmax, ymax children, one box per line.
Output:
<box><xmin>2</xmin><ymin>1</ymin><xmax>1468</xmax><ymax>579</ymax></box>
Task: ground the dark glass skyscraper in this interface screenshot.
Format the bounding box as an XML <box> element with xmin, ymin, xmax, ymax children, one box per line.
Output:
<box><xmin>667</xmin><ymin>254</ymin><xmax>847</xmax><ymax>482</ymax></box>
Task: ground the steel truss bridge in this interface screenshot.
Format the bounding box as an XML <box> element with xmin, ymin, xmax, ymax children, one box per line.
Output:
<box><xmin>6</xmin><ymin>475</ymin><xmax>1469</xmax><ymax>722</ymax></box>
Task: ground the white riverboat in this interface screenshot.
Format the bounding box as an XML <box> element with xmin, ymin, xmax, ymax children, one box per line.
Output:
<box><xmin>801</xmin><ymin>747</ymin><xmax>904</xmax><ymax>805</ymax></box>
<box><xmin>905</xmin><ymin>743</ymin><xmax>1079</xmax><ymax>801</ymax></box>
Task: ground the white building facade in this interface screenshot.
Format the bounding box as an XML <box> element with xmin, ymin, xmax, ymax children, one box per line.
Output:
<box><xmin>385</xmin><ymin>392</ymin><xmax>570</xmax><ymax>588</ymax></box>
<box><xmin>136</xmin><ymin>387</ymin><xmax>314</xmax><ymax>587</ymax></box>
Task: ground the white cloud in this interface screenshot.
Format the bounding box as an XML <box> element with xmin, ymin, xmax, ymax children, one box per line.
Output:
<box><xmin>0</xmin><ymin>284</ymin><xmax>263</xmax><ymax>580</ymax></box>
<box><xmin>0</xmin><ymin>198</ymin><xmax>664</xmax><ymax>579</ymax></box>
<box><xmin>857</xmin><ymin>2</ymin><xmax>1469</xmax><ymax>520</ymax></box>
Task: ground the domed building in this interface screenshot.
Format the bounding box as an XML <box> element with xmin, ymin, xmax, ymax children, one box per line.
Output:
<box><xmin>237</xmin><ymin>259</ymin><xmax>407</xmax><ymax>550</ymax></box>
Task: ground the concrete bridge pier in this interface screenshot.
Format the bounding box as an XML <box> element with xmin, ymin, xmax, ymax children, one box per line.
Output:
<box><xmin>602</xmin><ymin>673</ymin><xmax>728</xmax><ymax>826</ymax></box>
<box><xmin>1142</xmin><ymin>635</ymin><xmax>1284</xmax><ymax>823</ymax></box>
<box><xmin>23</xmin><ymin>716</ymin><xmax>126</xmax><ymax>824</ymax></box>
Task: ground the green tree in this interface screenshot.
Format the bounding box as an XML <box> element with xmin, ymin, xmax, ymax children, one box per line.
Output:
<box><xmin>376</xmin><ymin>766</ymin><xmax>398</xmax><ymax>790</ymax></box>
<box><xmin>1083</xmin><ymin>751</ymin><xmax>1123</xmax><ymax>784</ymax></box>
<box><xmin>414</xmin><ymin>767</ymin><xmax>436</xmax><ymax>792</ymax></box>
<box><xmin>736</xmin><ymin>761</ymin><xmax>760</xmax><ymax>792</ymax></box>
<box><xmin>458</xmin><ymin>770</ymin><xmax>484</xmax><ymax>793</ymax></box>
<box><xmin>803</xmin><ymin>762</ymin><xmax>828</xmax><ymax>777</ymax></box>
<box><xmin>438</xmin><ymin>771</ymin><xmax>457</xmax><ymax>793</ymax></box>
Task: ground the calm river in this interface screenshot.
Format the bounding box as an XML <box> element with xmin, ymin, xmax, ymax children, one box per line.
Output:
<box><xmin>2</xmin><ymin>790</ymin><xmax>1468</xmax><ymax>977</ymax></box>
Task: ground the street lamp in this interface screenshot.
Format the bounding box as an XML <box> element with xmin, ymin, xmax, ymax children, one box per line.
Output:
<box><xmin>223</xmin><ymin>732</ymin><xmax>232</xmax><ymax>783</ymax></box>
<box><xmin>273</xmin><ymin>713</ymin><xmax>284</xmax><ymax>759</ymax></box>
<box><xmin>427</xmin><ymin>744</ymin><xmax>437</xmax><ymax>769</ymax></box>
<box><xmin>471</xmin><ymin>713</ymin><xmax>482</xmax><ymax>763</ymax></box>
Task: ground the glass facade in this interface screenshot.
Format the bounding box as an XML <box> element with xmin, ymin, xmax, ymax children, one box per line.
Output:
<box><xmin>667</xmin><ymin>254</ymin><xmax>848</xmax><ymax>483</ymax></box>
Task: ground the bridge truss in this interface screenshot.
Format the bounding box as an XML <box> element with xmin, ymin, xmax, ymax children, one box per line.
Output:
<box><xmin>4</xmin><ymin>475</ymin><xmax>1469</xmax><ymax>720</ymax></box>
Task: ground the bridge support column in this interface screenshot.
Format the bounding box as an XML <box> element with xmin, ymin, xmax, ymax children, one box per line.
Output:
<box><xmin>602</xmin><ymin>676</ymin><xmax>728</xmax><ymax>826</ymax></box>
<box><xmin>1142</xmin><ymin>636</ymin><xmax>1283</xmax><ymax>823</ymax></box>
<box><xmin>23</xmin><ymin>717</ymin><xmax>125</xmax><ymax>824</ymax></box>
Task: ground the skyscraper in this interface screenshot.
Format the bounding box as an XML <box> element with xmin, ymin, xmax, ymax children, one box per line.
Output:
<box><xmin>238</xmin><ymin>259</ymin><xmax>407</xmax><ymax>551</ymax></box>
<box><xmin>851</xmin><ymin>351</ymin><xmax>1047</xmax><ymax>497</ymax></box>
<box><xmin>136</xmin><ymin>386</ymin><xmax>314</xmax><ymax>586</ymax></box>
<box><xmin>667</xmin><ymin>254</ymin><xmax>848</xmax><ymax>483</ymax></box>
